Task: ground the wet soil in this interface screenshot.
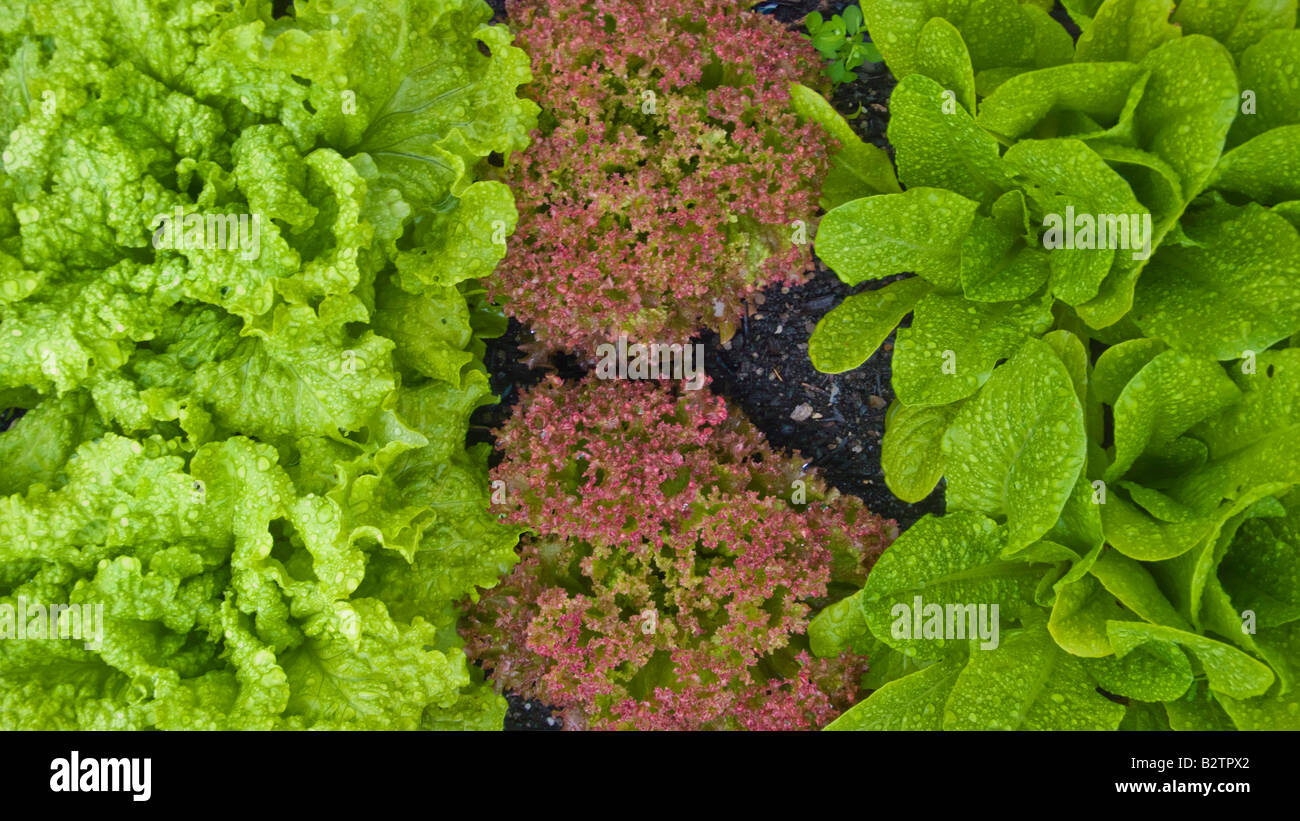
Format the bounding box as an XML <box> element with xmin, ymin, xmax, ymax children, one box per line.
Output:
<box><xmin>700</xmin><ymin>268</ymin><xmax>946</xmax><ymax>529</ymax></box>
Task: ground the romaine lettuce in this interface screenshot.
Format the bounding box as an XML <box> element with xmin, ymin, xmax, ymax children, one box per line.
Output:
<box><xmin>805</xmin><ymin>0</ymin><xmax>1300</xmax><ymax>729</ymax></box>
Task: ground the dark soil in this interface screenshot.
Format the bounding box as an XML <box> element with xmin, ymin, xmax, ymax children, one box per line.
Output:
<box><xmin>701</xmin><ymin>268</ymin><xmax>945</xmax><ymax>529</ymax></box>
<box><xmin>1052</xmin><ymin>3</ymin><xmax>1084</xmax><ymax>39</ymax></box>
<box><xmin>468</xmin><ymin>319</ymin><xmax>583</xmax><ymax>462</ymax></box>
<box><xmin>0</xmin><ymin>408</ymin><xmax>22</xmax><ymax>434</ymax></box>
<box><xmin>501</xmin><ymin>691</ymin><xmax>564</xmax><ymax>731</ymax></box>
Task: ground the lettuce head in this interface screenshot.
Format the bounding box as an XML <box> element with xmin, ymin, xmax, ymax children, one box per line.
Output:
<box><xmin>0</xmin><ymin>0</ymin><xmax>536</xmax><ymax>729</ymax></box>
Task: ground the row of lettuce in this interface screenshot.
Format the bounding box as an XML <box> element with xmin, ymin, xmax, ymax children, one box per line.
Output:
<box><xmin>804</xmin><ymin>0</ymin><xmax>1300</xmax><ymax>729</ymax></box>
<box><xmin>0</xmin><ymin>0</ymin><xmax>533</xmax><ymax>729</ymax></box>
<box><xmin>2</xmin><ymin>0</ymin><xmax>1297</xmax><ymax>731</ymax></box>
<box><xmin>0</xmin><ymin>0</ymin><xmax>889</xmax><ymax>731</ymax></box>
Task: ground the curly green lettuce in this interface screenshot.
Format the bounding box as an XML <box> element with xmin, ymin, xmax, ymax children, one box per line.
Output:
<box><xmin>0</xmin><ymin>0</ymin><xmax>536</xmax><ymax>729</ymax></box>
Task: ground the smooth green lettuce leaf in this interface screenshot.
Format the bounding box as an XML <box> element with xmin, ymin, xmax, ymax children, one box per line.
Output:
<box><xmin>1133</xmin><ymin>36</ymin><xmax>1239</xmax><ymax>201</ymax></box>
<box><xmin>1090</xmin><ymin>548</ymin><xmax>1192</xmax><ymax>629</ymax></box>
<box><xmin>1171</xmin><ymin>0</ymin><xmax>1298</xmax><ymax>56</ymax></box>
<box><xmin>856</xmin><ymin>513</ymin><xmax>1042</xmax><ymax>659</ymax></box>
<box><xmin>827</xmin><ymin>652</ymin><xmax>965</xmax><ymax>730</ymax></box>
<box><xmin>1214</xmin><ymin>623</ymin><xmax>1300</xmax><ymax>728</ymax></box>
<box><xmin>1212</xmin><ymin>125</ymin><xmax>1300</xmax><ymax>205</ymax></box>
<box><xmin>893</xmin><ymin>290</ymin><xmax>1053</xmax><ymax>405</ymax></box>
<box><xmin>1220</xmin><ymin>499</ymin><xmax>1300</xmax><ymax>629</ymax></box>
<box><xmin>889</xmin><ymin>74</ymin><xmax>1010</xmax><ymax>206</ymax></box>
<box><xmin>942</xmin><ymin>338</ymin><xmax>1087</xmax><ymax>549</ymax></box>
<box><xmin>1229</xmin><ymin>30</ymin><xmax>1300</xmax><ymax>145</ymax></box>
<box><xmin>944</xmin><ymin>619</ymin><xmax>1126</xmax><ymax>729</ymax></box>
<box><xmin>1049</xmin><ymin>574</ymin><xmax>1132</xmax><ymax>656</ymax></box>
<box><xmin>810</xmin><ymin>277</ymin><xmax>932</xmax><ymax>373</ymax></box>
<box><xmin>1101</xmin><ymin>491</ymin><xmax>1217</xmax><ymax>561</ymax></box>
<box><xmin>1165</xmin><ymin>680</ymin><xmax>1238</xmax><ymax>729</ymax></box>
<box><xmin>914</xmin><ymin>17</ymin><xmax>977</xmax><ymax>115</ymax></box>
<box><xmin>1074</xmin><ymin>0</ymin><xmax>1182</xmax><ymax>62</ymax></box>
<box><xmin>881</xmin><ymin>399</ymin><xmax>961</xmax><ymax>503</ymax></box>
<box><xmin>958</xmin><ymin>189</ymin><xmax>1051</xmax><ymax>302</ymax></box>
<box><xmin>816</xmin><ymin>187</ymin><xmax>979</xmax><ymax>289</ymax></box>
<box><xmin>1106</xmin><ymin>350</ymin><xmax>1240</xmax><ymax>480</ymax></box>
<box><xmin>861</xmin><ymin>0</ymin><xmax>1071</xmax><ymax>82</ymax></box>
<box><xmin>977</xmin><ymin>62</ymin><xmax>1143</xmax><ymax>142</ymax></box>
<box><xmin>1108</xmin><ymin>621</ymin><xmax>1275</xmax><ymax>698</ymax></box>
<box><xmin>789</xmin><ymin>82</ymin><xmax>902</xmax><ymax>207</ymax></box>
<box><xmin>1003</xmin><ymin>137</ymin><xmax>1149</xmax><ymax>306</ymax></box>
<box><xmin>809</xmin><ymin>594</ymin><xmax>874</xmax><ymax>658</ymax></box>
<box><xmin>1083</xmin><ymin>638</ymin><xmax>1193</xmax><ymax>701</ymax></box>
<box><xmin>1132</xmin><ymin>201</ymin><xmax>1300</xmax><ymax>360</ymax></box>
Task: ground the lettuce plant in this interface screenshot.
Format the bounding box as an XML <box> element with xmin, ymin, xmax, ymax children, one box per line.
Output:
<box><xmin>462</xmin><ymin>376</ymin><xmax>893</xmax><ymax>730</ymax></box>
<box><xmin>488</xmin><ymin>0</ymin><xmax>836</xmax><ymax>353</ymax></box>
<box><xmin>803</xmin><ymin>0</ymin><xmax>1300</xmax><ymax>729</ymax></box>
<box><xmin>0</xmin><ymin>0</ymin><xmax>537</xmax><ymax>729</ymax></box>
<box><xmin>804</xmin><ymin>5</ymin><xmax>883</xmax><ymax>87</ymax></box>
